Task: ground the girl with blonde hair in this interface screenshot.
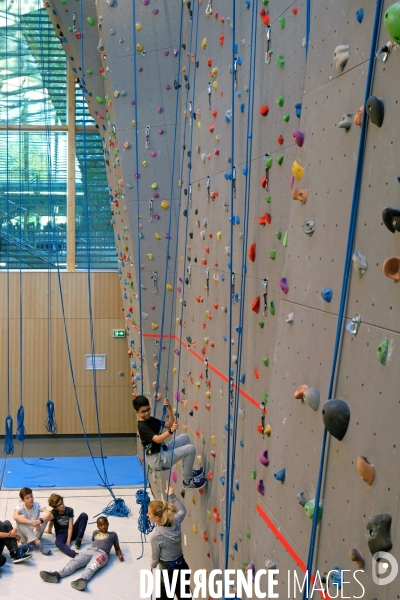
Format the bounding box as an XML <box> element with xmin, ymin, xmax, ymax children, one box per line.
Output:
<box><xmin>147</xmin><ymin>483</ymin><xmax>191</xmax><ymax>599</ymax></box>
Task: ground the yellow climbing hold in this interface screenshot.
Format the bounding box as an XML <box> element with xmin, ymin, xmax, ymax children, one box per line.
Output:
<box><xmin>114</xmin><ymin>91</ymin><xmax>120</xmax><ymax>98</ymax></box>
<box><xmin>173</xmin><ymin>367</ymin><xmax>177</xmax><ymax>374</ymax></box>
<box><xmin>136</xmin><ymin>43</ymin><xmax>143</xmax><ymax>52</ymax></box>
<box><xmin>146</xmin><ymin>253</ymin><xmax>154</xmax><ymax>260</ymax></box>
<box><xmin>216</xmin><ymin>231</ymin><xmax>221</xmax><ymax>241</ymax></box>
<box><xmin>136</xmin><ymin>23</ymin><xmax>142</xmax><ymax>31</ymax></box>
<box><xmin>176</xmin><ymin>318</ymin><xmax>180</xmax><ymax>324</ymax></box>
<box><xmin>151</xmin><ymin>323</ymin><xmax>158</xmax><ymax>330</ymax></box>
<box><xmin>201</xmin><ymin>37</ymin><xmax>207</xmax><ymax>49</ymax></box>
<box><xmin>182</xmin><ymin>66</ymin><xmax>187</xmax><ymax>73</ymax></box>
<box><xmin>215</xmin><ymin>134</ymin><xmax>220</xmax><ymax>142</ymax></box>
<box><xmin>205</xmin><ymin>391</ymin><xmax>211</xmax><ymax>398</ymax></box>
<box><xmin>193</xmin><ymin>524</ymin><xmax>198</xmax><ymax>533</ymax></box>
<box><xmin>212</xmin><ymin>67</ymin><xmax>219</xmax><ymax>77</ymax></box>
<box><xmin>264</xmin><ymin>424</ymin><xmax>272</xmax><ymax>436</ymax></box>
<box><xmin>161</xmin><ymin>199</ymin><xmax>169</xmax><ymax>210</ymax></box>
<box><xmin>196</xmin><ymin>381</ymin><xmax>200</xmax><ymax>388</ymax></box>
<box><xmin>206</xmin><ymin>510</ymin><xmax>211</xmax><ymax>519</ymax></box>
<box><xmin>131</xmin><ymin>120</ymin><xmax>136</xmax><ymax>126</ymax></box>
<box><xmin>197</xmin><ymin>121</ymin><xmax>201</xmax><ymax>130</ymax></box>
<box><xmin>155</xmin><ymin>233</ymin><xmax>161</xmax><ymax>240</ymax></box>
<box><xmin>192</xmin><ymin>495</ymin><xmax>196</xmax><ymax>504</ymax></box>
<box><xmin>166</xmin><ymin>284</ymin><xmax>173</xmax><ymax>291</ymax></box>
<box><xmin>197</xmin><ymin>455</ymin><xmax>202</xmax><ymax>465</ymax></box>
<box><xmin>151</xmin><ymin>182</ymin><xmax>158</xmax><ymax>189</ymax></box>
<box><xmin>142</xmin><ymin>160</ymin><xmax>147</xmax><ymax>167</ymax></box>
<box><xmin>204</xmin><ymin>337</ymin><xmax>209</xmax><ymax>344</ymax></box>
<box><xmin>212</xmin><ymin>80</ymin><xmax>218</xmax><ymax>90</ymax></box>
<box><xmin>211</xmin><ymin>435</ymin><xmax>216</xmax><ymax>445</ymax></box>
<box><xmin>292</xmin><ymin>160</ymin><xmax>305</xmax><ymax>180</ymax></box>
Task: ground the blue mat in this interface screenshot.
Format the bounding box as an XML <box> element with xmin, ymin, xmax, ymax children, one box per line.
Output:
<box><xmin>1</xmin><ymin>456</ymin><xmax>146</xmax><ymax>489</ymax></box>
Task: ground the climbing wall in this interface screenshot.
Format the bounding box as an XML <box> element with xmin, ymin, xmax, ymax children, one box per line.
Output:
<box><xmin>45</xmin><ymin>0</ymin><xmax>182</xmax><ymax>402</ymax></box>
<box><xmin>45</xmin><ymin>0</ymin><xmax>400</xmax><ymax>598</ymax></box>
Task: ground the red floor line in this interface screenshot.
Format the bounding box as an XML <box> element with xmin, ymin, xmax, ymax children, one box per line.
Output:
<box><xmin>126</xmin><ymin>316</ymin><xmax>265</xmax><ymax>411</ymax></box>
<box><xmin>256</xmin><ymin>504</ymin><xmax>325</xmax><ymax>598</ymax></box>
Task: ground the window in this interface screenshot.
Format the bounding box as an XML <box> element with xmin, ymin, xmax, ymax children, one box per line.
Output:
<box><xmin>0</xmin><ymin>4</ymin><xmax>115</xmax><ymax>270</ymax></box>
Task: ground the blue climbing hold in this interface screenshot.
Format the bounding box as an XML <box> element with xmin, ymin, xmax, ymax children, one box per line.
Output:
<box><xmin>240</xmin><ymin>103</ymin><xmax>245</xmax><ymax>113</ymax></box>
<box><xmin>242</xmin><ymin>166</ymin><xmax>248</xmax><ymax>176</ymax></box>
<box><xmin>235</xmin><ymin>479</ymin><xmax>239</xmax><ymax>490</ymax></box>
<box><xmin>356</xmin><ymin>8</ymin><xmax>364</xmax><ymax>23</ymax></box>
<box><xmin>295</xmin><ymin>103</ymin><xmax>302</xmax><ymax>118</ymax></box>
<box><xmin>239</xmin><ymin>440</ymin><xmax>244</xmax><ymax>447</ymax></box>
<box><xmin>245</xmin><ymin>0</ymin><xmax>250</xmax><ymax>8</ymax></box>
<box><xmin>321</xmin><ymin>288</ymin><xmax>333</xmax><ymax>303</ymax></box>
<box><xmin>234</xmin><ymin>293</ymin><xmax>239</xmax><ymax>302</ymax></box>
<box><xmin>274</xmin><ymin>468</ymin><xmax>286</xmax><ymax>483</ymax></box>
<box><xmin>234</xmin><ymin>43</ymin><xmax>238</xmax><ymax>52</ymax></box>
<box><xmin>233</xmin><ymin>542</ymin><xmax>239</xmax><ymax>551</ymax></box>
<box><xmin>223</xmin><ymin>335</ymin><xmax>227</xmax><ymax>341</ymax></box>
<box><xmin>237</xmin><ymin>56</ymin><xmax>242</xmax><ymax>66</ymax></box>
<box><xmin>220</xmin><ymin>476</ymin><xmax>225</xmax><ymax>485</ymax></box>
<box><xmin>221</xmin><ymin>275</ymin><xmax>225</xmax><ymax>281</ymax></box>
<box><xmin>239</xmin><ymin>373</ymin><xmax>245</xmax><ymax>383</ymax></box>
<box><xmin>227</xmin><ymin>263</ymin><xmax>232</xmax><ymax>269</ymax></box>
<box><xmin>219</xmin><ymin>533</ymin><xmax>224</xmax><ymax>540</ymax></box>
<box><xmin>224</xmin><ymin>171</ymin><xmax>232</xmax><ymax>180</ymax></box>
<box><xmin>330</xmin><ymin>567</ymin><xmax>343</xmax><ymax>589</ymax></box>
<box><xmin>231</xmin><ymin>215</ymin><xmax>240</xmax><ymax>225</ymax></box>
<box><xmin>230</xmin><ymin>369</ymin><xmax>234</xmax><ymax>377</ymax></box>
<box><xmin>236</xmin><ymin>326</ymin><xmax>242</xmax><ymax>334</ymax></box>
<box><xmin>224</xmin><ymin>114</ymin><xmax>231</xmax><ymax>124</ymax></box>
<box><xmin>131</xmin><ymin>361</ymin><xmax>137</xmax><ymax>369</ymax></box>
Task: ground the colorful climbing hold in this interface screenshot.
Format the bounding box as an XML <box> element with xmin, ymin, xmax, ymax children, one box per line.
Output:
<box><xmin>274</xmin><ymin>468</ymin><xmax>286</xmax><ymax>483</ymax></box>
<box><xmin>384</xmin><ymin>1</ymin><xmax>400</xmax><ymax>43</ymax></box>
<box><xmin>377</xmin><ymin>338</ymin><xmax>389</xmax><ymax>365</ymax></box>
<box><xmin>356</xmin><ymin>456</ymin><xmax>375</xmax><ymax>485</ymax></box>
<box><xmin>321</xmin><ymin>288</ymin><xmax>333</xmax><ymax>303</ymax></box>
<box><xmin>322</xmin><ymin>398</ymin><xmax>350</xmax><ymax>440</ymax></box>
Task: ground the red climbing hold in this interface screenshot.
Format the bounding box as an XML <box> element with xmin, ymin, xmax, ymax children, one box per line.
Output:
<box><xmin>201</xmin><ymin>347</ymin><xmax>206</xmax><ymax>355</ymax></box>
<box><xmin>208</xmin><ymin>124</ymin><xmax>215</xmax><ymax>134</ymax></box>
<box><xmin>212</xmin><ymin>536</ymin><xmax>217</xmax><ymax>542</ymax></box>
<box><xmin>254</xmin><ymin>368</ymin><xmax>260</xmax><ymax>379</ymax></box>
<box><xmin>206</xmin><ymin>404</ymin><xmax>211</xmax><ymax>410</ymax></box>
<box><xmin>205</xmin><ymin>246</ymin><xmax>210</xmax><ymax>253</ymax></box>
<box><xmin>194</xmin><ymin>402</ymin><xmax>199</xmax><ymax>411</ymax></box>
<box><xmin>258</xmin><ymin>212</ymin><xmax>271</xmax><ymax>225</ymax></box>
<box><xmin>207</xmin><ymin>471</ymin><xmax>213</xmax><ymax>480</ymax></box>
<box><xmin>203</xmin><ymin>532</ymin><xmax>209</xmax><ymax>542</ymax></box>
<box><xmin>213</xmin><ymin>303</ymin><xmax>218</xmax><ymax>309</ymax></box>
<box><xmin>214</xmin><ymin>149</ymin><xmax>220</xmax><ymax>155</ymax></box>
<box><xmin>292</xmin><ymin>7</ymin><xmax>298</xmax><ymax>14</ymax></box>
<box><xmin>248</xmin><ymin>243</ymin><xmax>256</xmax><ymax>262</ymax></box>
<box><xmin>219</xmin><ymin>32</ymin><xmax>225</xmax><ymax>45</ymax></box>
<box><xmin>214</xmin><ymin>11</ymin><xmax>218</xmax><ymax>19</ymax></box>
<box><xmin>220</xmin><ymin>16</ymin><xmax>225</xmax><ymax>23</ymax></box>
<box><xmin>207</xmin><ymin>58</ymin><xmax>212</xmax><ymax>67</ymax></box>
<box><xmin>210</xmin><ymin>341</ymin><xmax>214</xmax><ymax>348</ymax></box>
<box><xmin>196</xmin><ymin>295</ymin><xmax>204</xmax><ymax>302</ymax></box>
<box><xmin>252</xmin><ymin>296</ymin><xmax>261</xmax><ymax>313</ymax></box>
<box><xmin>257</xmin><ymin>424</ymin><xmax>263</xmax><ymax>434</ymax></box>
<box><xmin>211</xmin><ymin>109</ymin><xmax>217</xmax><ymax>118</ymax></box>
<box><xmin>260</xmin><ymin>9</ymin><xmax>270</xmax><ymax>26</ymax></box>
<box><xmin>277</xmin><ymin>135</ymin><xmax>284</xmax><ymax>145</ymax></box>
<box><xmin>259</xmin><ymin>105</ymin><xmax>270</xmax><ymax>116</ymax></box>
<box><xmin>260</xmin><ymin>176</ymin><xmax>268</xmax><ymax>189</ymax></box>
<box><xmin>195</xmin><ymin>429</ymin><xmax>201</xmax><ymax>438</ymax></box>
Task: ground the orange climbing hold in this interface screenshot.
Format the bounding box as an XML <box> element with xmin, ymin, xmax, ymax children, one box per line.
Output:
<box><xmin>248</xmin><ymin>243</ymin><xmax>256</xmax><ymax>262</ymax></box>
<box><xmin>207</xmin><ymin>58</ymin><xmax>212</xmax><ymax>67</ymax></box>
<box><xmin>195</xmin><ymin>429</ymin><xmax>201</xmax><ymax>438</ymax></box>
<box><xmin>196</xmin><ymin>295</ymin><xmax>204</xmax><ymax>303</ymax></box>
<box><xmin>294</xmin><ymin>384</ymin><xmax>308</xmax><ymax>399</ymax></box>
<box><xmin>212</xmin><ymin>536</ymin><xmax>217</xmax><ymax>543</ymax></box>
<box><xmin>201</xmin><ymin>258</ymin><xmax>208</xmax><ymax>265</ymax></box>
<box><xmin>257</xmin><ymin>424</ymin><xmax>263</xmax><ymax>434</ymax></box>
<box><xmin>209</xmin><ymin>124</ymin><xmax>215</xmax><ymax>133</ymax></box>
<box><xmin>252</xmin><ymin>296</ymin><xmax>261</xmax><ymax>313</ymax></box>
<box><xmin>260</xmin><ymin>9</ymin><xmax>270</xmax><ymax>26</ymax></box>
<box><xmin>277</xmin><ymin>135</ymin><xmax>284</xmax><ymax>145</ymax></box>
<box><xmin>201</xmin><ymin>346</ymin><xmax>206</xmax><ymax>355</ymax></box>
<box><xmin>194</xmin><ymin>402</ymin><xmax>199</xmax><ymax>411</ymax></box>
<box><xmin>210</xmin><ymin>342</ymin><xmax>215</xmax><ymax>348</ymax></box>
<box><xmin>259</xmin><ymin>105</ymin><xmax>270</xmax><ymax>116</ymax></box>
<box><xmin>203</xmin><ymin>532</ymin><xmax>209</xmax><ymax>542</ymax></box>
<box><xmin>207</xmin><ymin>471</ymin><xmax>213</xmax><ymax>480</ymax></box>
<box><xmin>205</xmin><ymin>246</ymin><xmax>210</xmax><ymax>253</ymax></box>
<box><xmin>210</xmin><ymin>191</ymin><xmax>218</xmax><ymax>200</ymax></box>
<box><xmin>258</xmin><ymin>212</ymin><xmax>271</xmax><ymax>225</ymax></box>
<box><xmin>211</xmin><ymin>109</ymin><xmax>217</xmax><ymax>118</ymax></box>
<box><xmin>260</xmin><ymin>176</ymin><xmax>268</xmax><ymax>189</ymax></box>
<box><xmin>254</xmin><ymin>368</ymin><xmax>260</xmax><ymax>379</ymax></box>
<box><xmin>213</xmin><ymin>303</ymin><xmax>219</xmax><ymax>309</ymax></box>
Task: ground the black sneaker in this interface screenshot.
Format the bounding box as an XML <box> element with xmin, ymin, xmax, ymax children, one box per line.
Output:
<box><xmin>71</xmin><ymin>578</ymin><xmax>87</xmax><ymax>591</ymax></box>
<box><xmin>74</xmin><ymin>537</ymin><xmax>82</xmax><ymax>550</ymax></box>
<box><xmin>11</xmin><ymin>549</ymin><xmax>32</xmax><ymax>563</ymax></box>
<box><xmin>183</xmin><ymin>477</ymin><xmax>207</xmax><ymax>490</ymax></box>
<box><xmin>40</xmin><ymin>571</ymin><xmax>60</xmax><ymax>583</ymax></box>
<box><xmin>192</xmin><ymin>467</ymin><xmax>204</xmax><ymax>477</ymax></box>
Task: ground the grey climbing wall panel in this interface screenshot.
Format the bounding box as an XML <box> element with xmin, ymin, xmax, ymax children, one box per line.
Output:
<box><xmin>45</xmin><ymin>0</ymin><xmax>400</xmax><ymax>597</ymax></box>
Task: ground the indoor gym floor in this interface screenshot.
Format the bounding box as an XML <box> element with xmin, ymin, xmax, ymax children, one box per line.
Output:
<box><xmin>0</xmin><ymin>436</ymin><xmax>153</xmax><ymax>599</ymax></box>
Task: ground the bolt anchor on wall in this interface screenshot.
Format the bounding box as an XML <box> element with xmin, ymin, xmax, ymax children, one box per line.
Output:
<box><xmin>153</xmin><ymin>271</ymin><xmax>158</xmax><ymax>294</ymax></box>
<box><xmin>208</xmin><ymin>82</ymin><xmax>211</xmax><ymax>109</ymax></box>
<box><xmin>205</xmin><ymin>268</ymin><xmax>210</xmax><ymax>295</ymax></box>
<box><xmin>206</xmin><ymin>175</ymin><xmax>211</xmax><ymax>202</ymax></box>
<box><xmin>265</xmin><ymin>26</ymin><xmax>272</xmax><ymax>63</ymax></box>
<box><xmin>262</xmin><ymin>278</ymin><xmax>268</xmax><ymax>315</ymax></box>
<box><xmin>145</xmin><ymin>125</ymin><xmax>150</xmax><ymax>149</ymax></box>
<box><xmin>149</xmin><ymin>198</ymin><xmax>153</xmax><ymax>222</ymax></box>
<box><xmin>72</xmin><ymin>11</ymin><xmax>77</xmax><ymax>32</ymax></box>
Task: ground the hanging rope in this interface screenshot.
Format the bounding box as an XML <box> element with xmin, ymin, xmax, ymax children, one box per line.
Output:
<box><xmin>44</xmin><ymin>400</ymin><xmax>58</xmax><ymax>435</ymax></box>
<box><xmin>302</xmin><ymin>1</ymin><xmax>384</xmax><ymax>597</ymax></box>
<box><xmin>4</xmin><ymin>4</ymin><xmax>14</xmax><ymax>457</ymax></box>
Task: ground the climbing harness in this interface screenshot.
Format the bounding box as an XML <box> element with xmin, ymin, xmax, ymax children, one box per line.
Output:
<box><xmin>145</xmin><ymin>125</ymin><xmax>150</xmax><ymax>149</ymax></box>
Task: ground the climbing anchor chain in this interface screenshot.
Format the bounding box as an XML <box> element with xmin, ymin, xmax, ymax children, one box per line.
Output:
<box><xmin>208</xmin><ymin>82</ymin><xmax>212</xmax><ymax>109</ymax></box>
<box><xmin>145</xmin><ymin>125</ymin><xmax>150</xmax><ymax>149</ymax></box>
<box><xmin>186</xmin><ymin>264</ymin><xmax>192</xmax><ymax>289</ymax></box>
<box><xmin>72</xmin><ymin>11</ymin><xmax>77</xmax><ymax>32</ymax></box>
<box><xmin>149</xmin><ymin>198</ymin><xmax>153</xmax><ymax>222</ymax></box>
<box><xmin>205</xmin><ymin>0</ymin><xmax>212</xmax><ymax>16</ymax></box>
<box><xmin>265</xmin><ymin>26</ymin><xmax>272</xmax><ymax>63</ymax></box>
<box><xmin>205</xmin><ymin>268</ymin><xmax>210</xmax><ymax>296</ymax></box>
<box><xmin>262</xmin><ymin>278</ymin><xmax>268</xmax><ymax>315</ymax></box>
<box><xmin>206</xmin><ymin>175</ymin><xmax>210</xmax><ymax>202</ymax></box>
<box><xmin>346</xmin><ymin>313</ymin><xmax>361</xmax><ymax>335</ymax></box>
<box><xmin>204</xmin><ymin>358</ymin><xmax>209</xmax><ymax>379</ymax></box>
<box><xmin>260</xmin><ymin>401</ymin><xmax>266</xmax><ymax>438</ymax></box>
<box><xmin>153</xmin><ymin>271</ymin><xmax>158</xmax><ymax>294</ymax></box>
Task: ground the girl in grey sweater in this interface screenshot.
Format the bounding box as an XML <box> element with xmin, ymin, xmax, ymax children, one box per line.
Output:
<box><xmin>147</xmin><ymin>484</ymin><xmax>192</xmax><ymax>600</ymax></box>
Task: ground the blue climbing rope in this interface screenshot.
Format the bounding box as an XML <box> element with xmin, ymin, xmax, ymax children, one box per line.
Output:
<box><xmin>44</xmin><ymin>400</ymin><xmax>58</xmax><ymax>435</ymax></box>
<box><xmin>302</xmin><ymin>1</ymin><xmax>384</xmax><ymax>597</ymax></box>
<box><xmin>305</xmin><ymin>0</ymin><xmax>311</xmax><ymax>60</ymax></box>
<box><xmin>224</xmin><ymin>0</ymin><xmax>237</xmax><ymax>580</ymax></box>
<box><xmin>135</xmin><ymin>473</ymin><xmax>156</xmax><ymax>559</ymax></box>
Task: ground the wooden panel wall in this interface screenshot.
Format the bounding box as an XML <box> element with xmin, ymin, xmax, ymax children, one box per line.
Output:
<box><xmin>0</xmin><ymin>272</ymin><xmax>135</xmax><ymax>435</ymax></box>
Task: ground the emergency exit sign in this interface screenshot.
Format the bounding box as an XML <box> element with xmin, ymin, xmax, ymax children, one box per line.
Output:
<box><xmin>113</xmin><ymin>329</ymin><xmax>126</xmax><ymax>338</ymax></box>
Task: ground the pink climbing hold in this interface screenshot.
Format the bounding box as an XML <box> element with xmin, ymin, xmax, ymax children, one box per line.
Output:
<box><xmin>174</xmin><ymin>390</ymin><xmax>181</xmax><ymax>402</ymax></box>
<box><xmin>177</xmin><ymin>287</ymin><xmax>181</xmax><ymax>293</ymax></box>
<box><xmin>256</xmin><ymin>480</ymin><xmax>265</xmax><ymax>495</ymax></box>
<box><xmin>279</xmin><ymin>277</ymin><xmax>289</xmax><ymax>294</ymax></box>
<box><xmin>150</xmin><ymin>305</ymin><xmax>156</xmax><ymax>310</ymax></box>
<box><xmin>174</xmin><ymin>49</ymin><xmax>178</xmax><ymax>57</ymax></box>
<box><xmin>260</xmin><ymin>449</ymin><xmax>269</xmax><ymax>466</ymax></box>
<box><xmin>150</xmin><ymin>151</ymin><xmax>157</xmax><ymax>157</ymax></box>
<box><xmin>290</xmin><ymin>175</ymin><xmax>294</xmax><ymax>189</ymax></box>
<box><xmin>157</xmin><ymin>107</ymin><xmax>163</xmax><ymax>113</ymax></box>
<box><xmin>292</xmin><ymin>129</ymin><xmax>305</xmax><ymax>147</ymax></box>
<box><xmin>153</xmin><ymin>9</ymin><xmax>159</xmax><ymax>14</ymax></box>
<box><xmin>153</xmin><ymin>213</ymin><xmax>160</xmax><ymax>220</ymax></box>
<box><xmin>158</xmin><ymin>129</ymin><xmax>164</xmax><ymax>134</ymax></box>
<box><xmin>143</xmin><ymin>0</ymin><xmax>149</xmax><ymax>5</ymax></box>
<box><xmin>171</xmin><ymin>471</ymin><xmax>178</xmax><ymax>483</ymax></box>
<box><xmin>165</xmin><ymin>84</ymin><xmax>171</xmax><ymax>90</ymax></box>
<box><xmin>153</xmin><ymin>192</ymin><xmax>159</xmax><ymax>198</ymax></box>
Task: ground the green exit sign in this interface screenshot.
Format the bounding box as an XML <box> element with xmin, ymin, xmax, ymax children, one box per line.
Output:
<box><xmin>113</xmin><ymin>329</ymin><xmax>126</xmax><ymax>338</ymax></box>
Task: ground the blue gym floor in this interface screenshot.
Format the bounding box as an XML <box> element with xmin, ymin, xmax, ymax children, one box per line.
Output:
<box><xmin>0</xmin><ymin>456</ymin><xmax>146</xmax><ymax>489</ymax></box>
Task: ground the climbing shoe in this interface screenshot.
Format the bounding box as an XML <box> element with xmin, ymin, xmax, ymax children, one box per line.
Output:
<box><xmin>183</xmin><ymin>477</ymin><xmax>207</xmax><ymax>490</ymax></box>
<box><xmin>71</xmin><ymin>578</ymin><xmax>88</xmax><ymax>591</ymax></box>
<box><xmin>192</xmin><ymin>467</ymin><xmax>204</xmax><ymax>477</ymax></box>
<box><xmin>11</xmin><ymin>548</ymin><xmax>32</xmax><ymax>563</ymax></box>
<box><xmin>74</xmin><ymin>537</ymin><xmax>82</xmax><ymax>550</ymax></box>
<box><xmin>40</xmin><ymin>571</ymin><xmax>60</xmax><ymax>583</ymax></box>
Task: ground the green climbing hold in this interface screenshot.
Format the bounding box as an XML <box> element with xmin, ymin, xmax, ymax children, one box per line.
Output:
<box><xmin>242</xmin><ymin>561</ymin><xmax>249</xmax><ymax>574</ymax></box>
<box><xmin>245</xmin><ymin>530</ymin><xmax>251</xmax><ymax>539</ymax></box>
<box><xmin>265</xmin><ymin>195</ymin><xmax>271</xmax><ymax>203</ymax></box>
<box><xmin>96</xmin><ymin>96</ymin><xmax>105</xmax><ymax>104</ymax></box>
<box><xmin>283</xmin><ymin>113</ymin><xmax>290</xmax><ymax>122</ymax></box>
<box><xmin>87</xmin><ymin>16</ymin><xmax>96</xmax><ymax>26</ymax></box>
<box><xmin>250</xmin><ymin>469</ymin><xmax>256</xmax><ymax>480</ymax></box>
<box><xmin>262</xmin><ymin>393</ymin><xmax>269</xmax><ymax>402</ymax></box>
<box><xmin>87</xmin><ymin>69</ymin><xmax>93</xmax><ymax>75</ymax></box>
<box><xmin>269</xmin><ymin>249</ymin><xmax>276</xmax><ymax>260</ymax></box>
<box><xmin>304</xmin><ymin>500</ymin><xmax>323</xmax><ymax>523</ymax></box>
<box><xmin>105</xmin><ymin>95</ymin><xmax>110</xmax><ymax>102</ymax></box>
<box><xmin>258</xmin><ymin>321</ymin><xmax>265</xmax><ymax>329</ymax></box>
<box><xmin>275</xmin><ymin>231</ymin><xmax>282</xmax><ymax>240</ymax></box>
<box><xmin>269</xmin><ymin>302</ymin><xmax>275</xmax><ymax>316</ymax></box>
<box><xmin>384</xmin><ymin>2</ymin><xmax>400</xmax><ymax>43</ymax></box>
<box><xmin>278</xmin><ymin>17</ymin><xmax>285</xmax><ymax>28</ymax></box>
<box><xmin>262</xmin><ymin>0</ymin><xmax>269</xmax><ymax>5</ymax></box>
<box><xmin>101</xmin><ymin>74</ymin><xmax>107</xmax><ymax>80</ymax></box>
<box><xmin>262</xmin><ymin>358</ymin><xmax>269</xmax><ymax>367</ymax></box>
<box><xmin>277</xmin><ymin>154</ymin><xmax>284</xmax><ymax>165</ymax></box>
<box><xmin>68</xmin><ymin>26</ymin><xmax>73</xmax><ymax>32</ymax></box>
<box><xmin>277</xmin><ymin>55</ymin><xmax>285</xmax><ymax>69</ymax></box>
<box><xmin>268</xmin><ymin>48</ymin><xmax>274</xmax><ymax>56</ymax></box>
<box><xmin>276</xmin><ymin>96</ymin><xmax>284</xmax><ymax>107</ymax></box>
<box><xmin>61</xmin><ymin>0</ymin><xmax>67</xmax><ymax>3</ymax></box>
<box><xmin>106</xmin><ymin>113</ymin><xmax>111</xmax><ymax>121</ymax></box>
<box><xmin>283</xmin><ymin>231</ymin><xmax>288</xmax><ymax>247</ymax></box>
<box><xmin>264</xmin><ymin>155</ymin><xmax>273</xmax><ymax>169</ymax></box>
<box><xmin>377</xmin><ymin>338</ymin><xmax>389</xmax><ymax>365</ymax></box>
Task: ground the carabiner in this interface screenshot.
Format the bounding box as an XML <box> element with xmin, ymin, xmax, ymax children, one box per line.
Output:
<box><xmin>72</xmin><ymin>11</ymin><xmax>77</xmax><ymax>33</ymax></box>
<box><xmin>205</xmin><ymin>0</ymin><xmax>212</xmax><ymax>16</ymax></box>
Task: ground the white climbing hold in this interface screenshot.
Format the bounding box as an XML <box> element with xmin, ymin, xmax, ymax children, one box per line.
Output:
<box><xmin>286</xmin><ymin>312</ymin><xmax>294</xmax><ymax>324</ymax></box>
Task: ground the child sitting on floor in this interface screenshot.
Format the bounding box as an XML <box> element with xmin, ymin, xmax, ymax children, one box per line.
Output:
<box><xmin>13</xmin><ymin>487</ymin><xmax>52</xmax><ymax>555</ymax></box>
<box><xmin>0</xmin><ymin>519</ymin><xmax>32</xmax><ymax>565</ymax></box>
<box><xmin>45</xmin><ymin>493</ymin><xmax>88</xmax><ymax>558</ymax></box>
<box><xmin>132</xmin><ymin>395</ymin><xmax>207</xmax><ymax>490</ymax></box>
<box><xmin>39</xmin><ymin>516</ymin><xmax>124</xmax><ymax>591</ymax></box>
